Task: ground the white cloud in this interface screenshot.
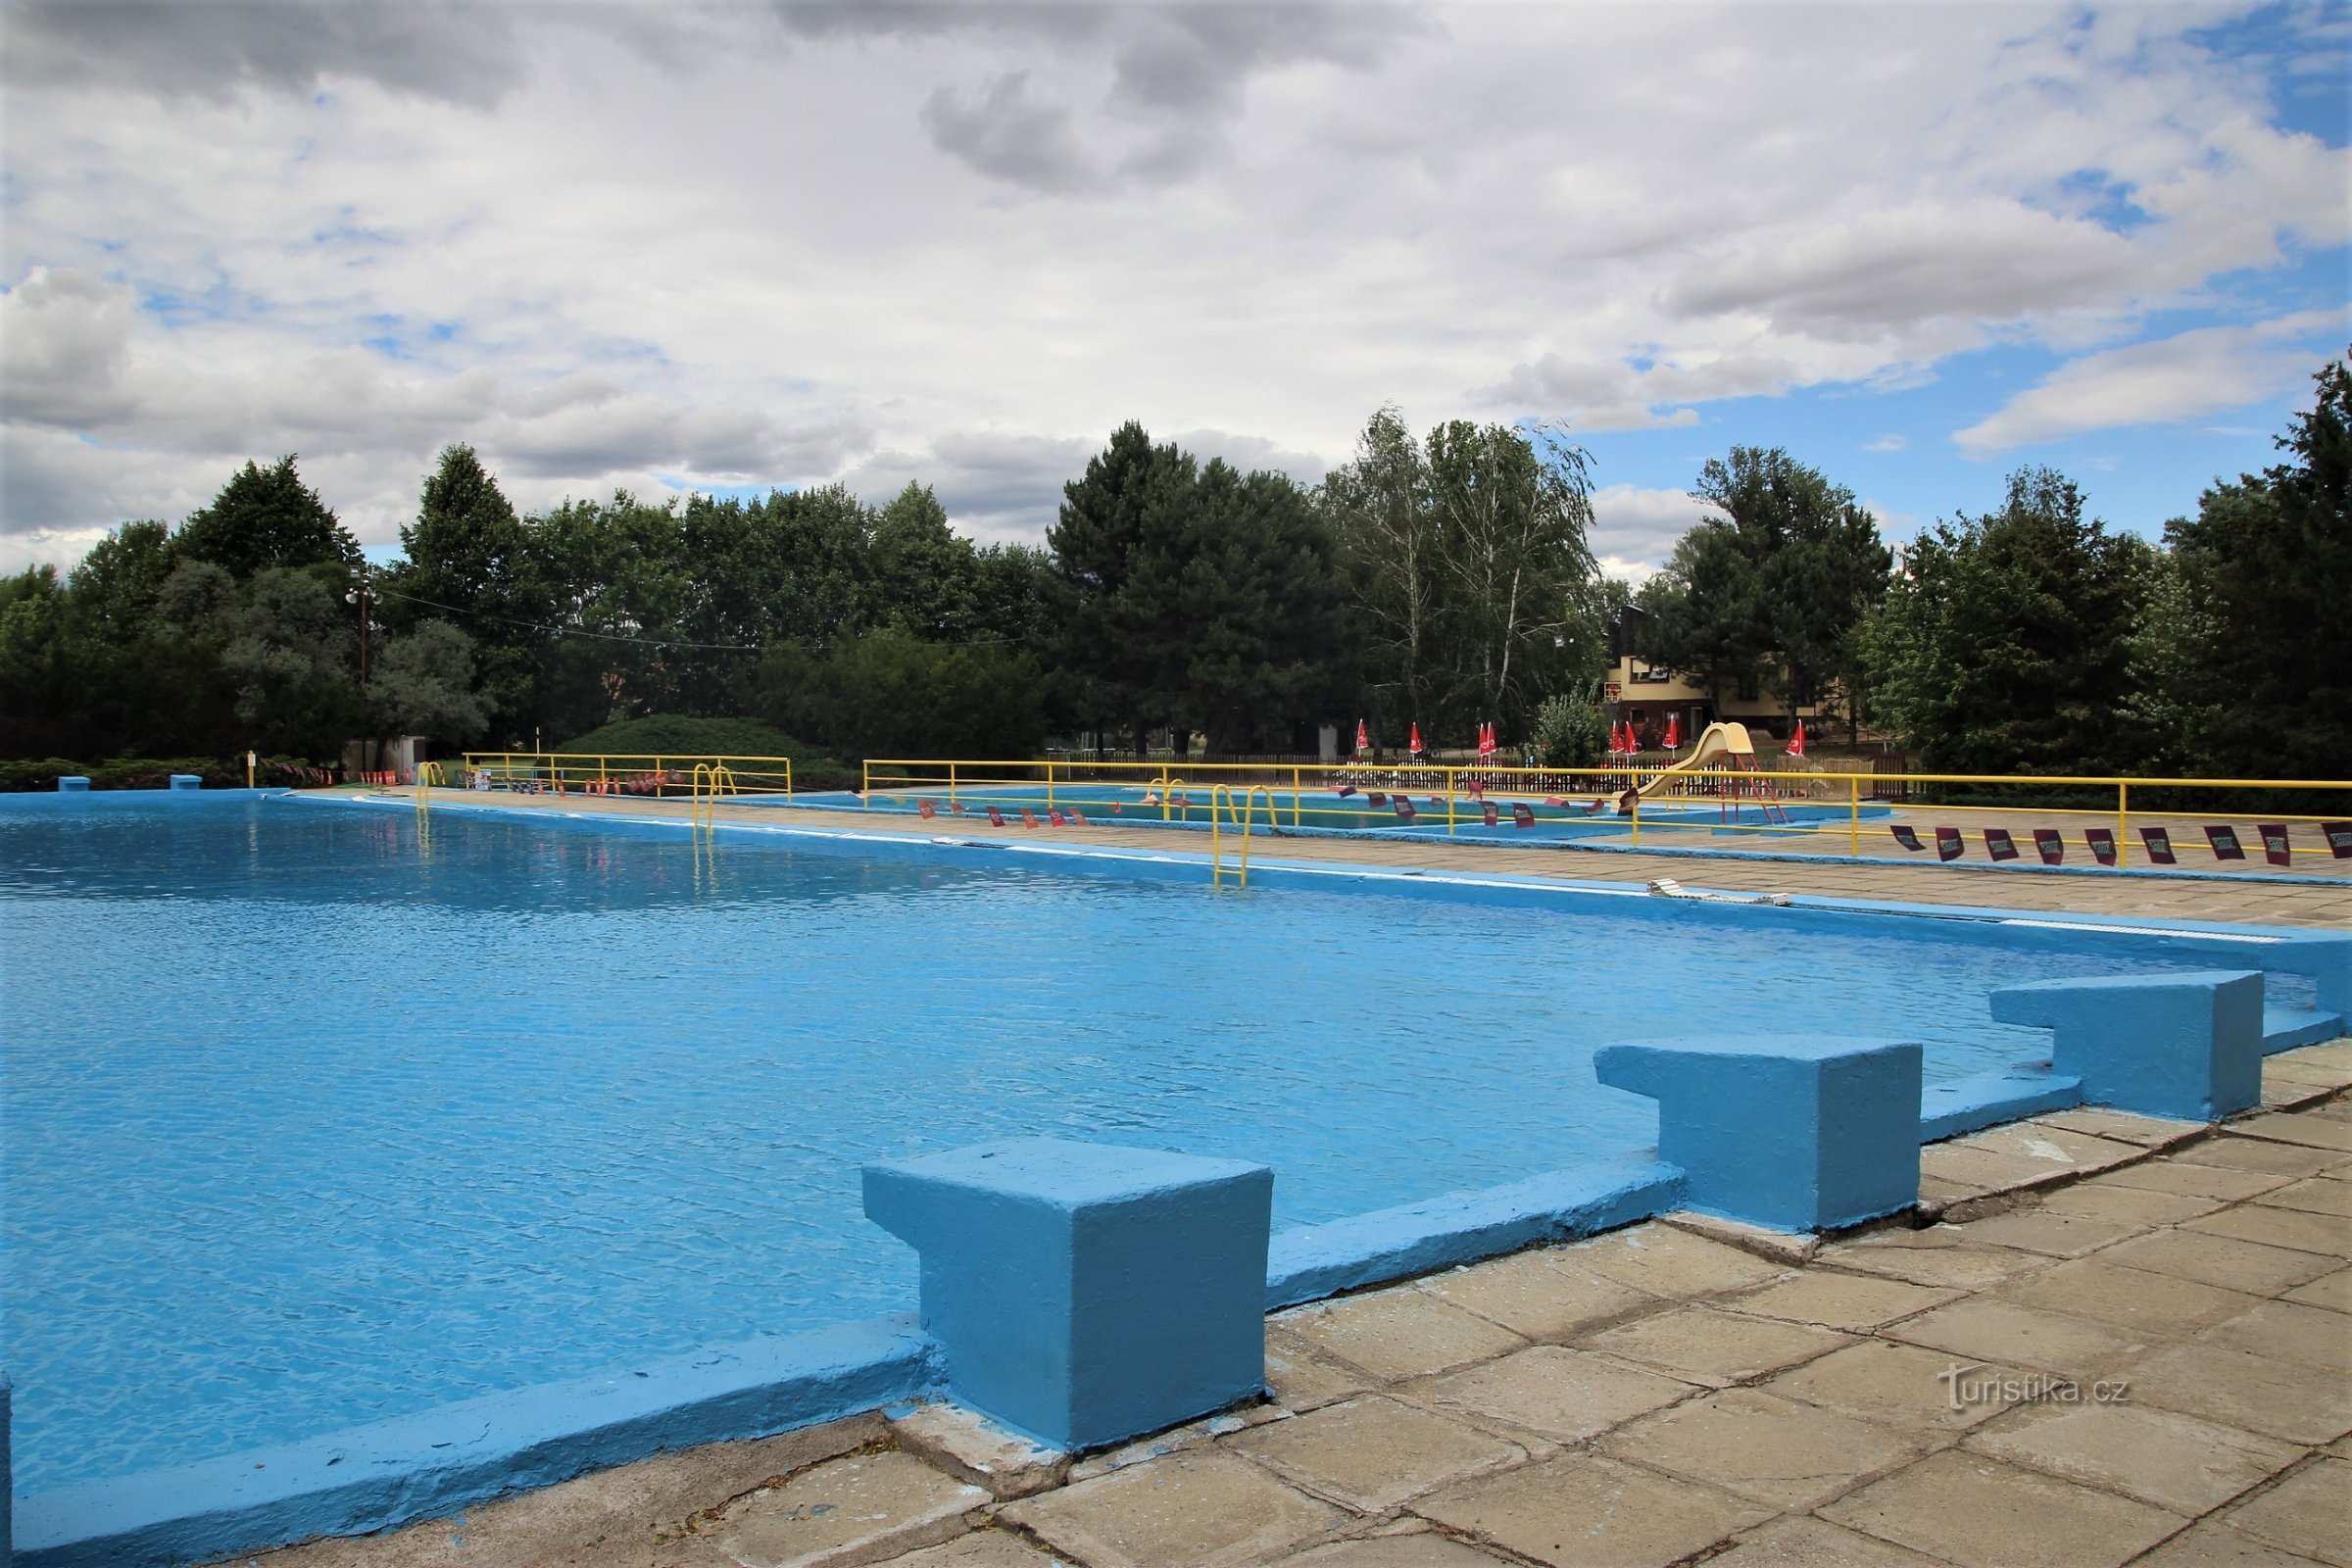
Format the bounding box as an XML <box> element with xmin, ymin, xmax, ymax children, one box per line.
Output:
<box><xmin>1587</xmin><ymin>483</ymin><xmax>1723</xmax><ymax>572</ymax></box>
<box><xmin>1863</xmin><ymin>435</ymin><xmax>1908</xmax><ymax>453</ymax></box>
<box><xmin>0</xmin><ymin>1</ymin><xmax>2343</xmax><ymax>572</ymax></box>
<box><xmin>1954</xmin><ymin>311</ymin><xmax>2346</xmax><ymax>455</ymax></box>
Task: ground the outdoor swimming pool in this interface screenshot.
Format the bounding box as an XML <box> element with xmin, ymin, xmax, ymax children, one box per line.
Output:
<box><xmin>0</xmin><ymin>792</ymin><xmax>2334</xmax><ymax>1498</ymax></box>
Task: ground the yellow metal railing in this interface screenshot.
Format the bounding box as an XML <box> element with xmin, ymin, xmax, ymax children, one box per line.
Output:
<box><xmin>858</xmin><ymin>757</ymin><xmax>2352</xmax><ymax>871</ymax></box>
<box><xmin>1208</xmin><ymin>784</ymin><xmax>1277</xmax><ymax>888</ymax></box>
<box><xmin>461</xmin><ymin>751</ymin><xmax>793</xmax><ymax>800</ymax></box>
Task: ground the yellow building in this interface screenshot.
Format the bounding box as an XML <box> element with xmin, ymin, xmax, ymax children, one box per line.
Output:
<box><xmin>1604</xmin><ymin>612</ymin><xmax>1837</xmax><ymax>749</ymax></box>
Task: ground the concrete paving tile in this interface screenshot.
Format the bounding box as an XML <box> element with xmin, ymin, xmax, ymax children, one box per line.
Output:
<box><xmin>1659</xmin><ymin>1210</ymin><xmax>1822</xmax><ymax>1265</ymax></box>
<box><xmin>1885</xmin><ymin>1298</ymin><xmax>2153</xmax><ymax>1376</ymax></box>
<box><xmin>2132</xmin><ymin>1519</ymin><xmax>2346</xmax><ymax>1567</ymax></box>
<box><xmin>1271</xmin><ymin>1531</ymin><xmax>1509</xmax><ymax>1566</ymax></box>
<box><xmin>2219</xmin><ymin>1458</ymin><xmax>2352</xmax><ymax>1566</ymax></box>
<box><xmin>1998</xmin><ymin>1258</ymin><xmax>2270</xmax><ymax>1337</ymax></box>
<box><xmin>714</xmin><ymin>1450</ymin><xmax>990</xmax><ymax>1568</ymax></box>
<box><xmin>2189</xmin><ymin>1203</ymin><xmax>2352</xmax><ymax>1258</ymax></box>
<box><xmin>1578</xmin><ymin>1302</ymin><xmax>1849</xmax><ymax>1387</ymax></box>
<box><xmin>1941</xmin><ymin>1122</ymin><xmax>2148</xmax><ymax>1177</ymax></box>
<box><xmin>2095</xmin><ymin>1160</ymin><xmax>2295</xmax><ymax>1201</ymax></box>
<box><xmin>1948</xmin><ymin>1207</ymin><xmax>2143</xmax><ymax>1257</ymax></box>
<box><xmin>889</xmin><ymin>1402</ymin><xmax>1068</xmax><ymax>1501</ymax></box>
<box><xmin>1416</xmin><ymin>1249</ymin><xmax>1657</xmax><ymax>1342</ymax></box>
<box><xmin>2202</xmin><ymin>1299</ymin><xmax>2352</xmax><ymax>1369</ymax></box>
<box><xmin>1920</xmin><ymin>1143</ymin><xmax>2087</xmax><ymax>1195</ymax></box>
<box><xmin>1699</xmin><ymin>1518</ymin><xmax>1948</xmax><ymax>1567</ymax></box>
<box><xmin>1966</xmin><ymin>1402</ymin><xmax>2302</xmax><ymax>1515</ymax></box>
<box><xmin>1410</xmin><ymin>1345</ymin><xmax>1695</xmax><ymax>1443</ymax></box>
<box><xmin>1724</xmin><ymin>1270</ymin><xmax>1960</xmax><ymax>1332</ymax></box>
<box><xmin>1266</xmin><ymin>1327</ymin><xmax>1379</xmax><ymax>1413</ymax></box>
<box><xmin>1280</xmin><ymin>1286</ymin><xmax>1527</xmax><ymax>1383</ymax></box>
<box><xmin>2036</xmin><ymin>1182</ymin><xmax>2227</xmax><ymax>1227</ymax></box>
<box><xmin>1558</xmin><ymin>1221</ymin><xmax>1789</xmax><ymax>1298</ymax></box>
<box><xmin>2284</xmin><ymin>1267</ymin><xmax>2352</xmax><ymax>1314</ymax></box>
<box><xmin>1817</xmin><ymin>1449</ymin><xmax>2185</xmax><ymax>1568</ymax></box>
<box><xmin>2254</xmin><ymin>1176</ymin><xmax>2352</xmax><ymax>1219</ymax></box>
<box><xmin>1413</xmin><ymin>1451</ymin><xmax>1775</xmax><ymax>1568</ymax></box>
<box><xmin>1815</xmin><ymin>1236</ymin><xmax>2052</xmax><ymax>1291</ymax></box>
<box><xmin>2176</xmin><ymin>1136</ymin><xmax>2344</xmax><ymax>1178</ymax></box>
<box><xmin>2277</xmin><ymin>1040</ymin><xmax>2352</xmax><ymax>1069</ymax></box>
<box><xmin>2234</xmin><ymin>1114</ymin><xmax>2352</xmax><ymax>1154</ymax></box>
<box><xmin>999</xmin><ymin>1449</ymin><xmax>1345</xmax><ymax>1568</ymax></box>
<box><xmin>1765</xmin><ymin>1340</ymin><xmax>2034</xmax><ymax>1432</ymax></box>
<box><xmin>1602</xmin><ymin>1387</ymin><xmax>1931</xmax><ymax>1509</ymax></box>
<box><xmin>2128</xmin><ymin>1340</ymin><xmax>2352</xmax><ymax>1444</ymax></box>
<box><xmin>2034</xmin><ymin>1108</ymin><xmax>2208</xmax><ymax>1150</ymax></box>
<box><xmin>2098</xmin><ymin>1228</ymin><xmax>2339</xmax><ymax>1294</ymax></box>
<box><xmin>880</xmin><ymin>1532</ymin><xmax>1069</xmax><ymax>1568</ymax></box>
<box><xmin>1222</xmin><ymin>1396</ymin><xmax>1526</xmax><ymax>1513</ymax></box>
<box><xmin>1920</xmin><ymin>1173</ymin><xmax>1994</xmax><ymax>1207</ymax></box>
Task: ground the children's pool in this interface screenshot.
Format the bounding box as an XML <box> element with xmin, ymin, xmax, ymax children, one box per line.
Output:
<box><xmin>0</xmin><ymin>793</ymin><xmax>2311</xmax><ymax>1494</ymax></box>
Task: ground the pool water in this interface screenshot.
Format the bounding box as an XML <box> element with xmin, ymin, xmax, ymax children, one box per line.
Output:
<box><xmin>0</xmin><ymin>794</ymin><xmax>2226</xmax><ymax>1492</ymax></box>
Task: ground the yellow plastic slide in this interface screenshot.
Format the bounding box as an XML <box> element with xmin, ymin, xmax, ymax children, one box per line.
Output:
<box><xmin>1614</xmin><ymin>722</ymin><xmax>1757</xmax><ymax>813</ymax></box>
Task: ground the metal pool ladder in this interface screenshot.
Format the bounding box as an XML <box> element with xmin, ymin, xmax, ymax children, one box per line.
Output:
<box><xmin>690</xmin><ymin>762</ymin><xmax>736</xmax><ymax>839</ymax></box>
<box><xmin>1208</xmin><ymin>783</ymin><xmax>1276</xmax><ymax>888</ymax></box>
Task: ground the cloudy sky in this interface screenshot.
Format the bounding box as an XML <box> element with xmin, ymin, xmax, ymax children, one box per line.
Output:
<box><xmin>2</xmin><ymin>0</ymin><xmax>2345</xmax><ymax>578</ymax></box>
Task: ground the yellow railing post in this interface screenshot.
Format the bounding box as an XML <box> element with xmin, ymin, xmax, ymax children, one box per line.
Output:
<box><xmin>950</xmin><ymin>760</ymin><xmax>957</xmax><ymax>809</ymax></box>
<box><xmin>862</xmin><ymin>759</ymin><xmax>871</xmax><ymax>807</ymax></box>
<box><xmin>1848</xmin><ymin>772</ymin><xmax>1861</xmax><ymax>858</ymax></box>
<box><xmin>1447</xmin><ymin>767</ymin><xmax>1457</xmax><ymax>836</ymax></box>
<box><xmin>1630</xmin><ymin>791</ymin><xmax>1641</xmax><ymax>849</ymax></box>
<box><xmin>2117</xmin><ymin>781</ymin><xmax>2129</xmax><ymax>868</ymax></box>
<box><xmin>1046</xmin><ymin>760</ymin><xmax>1055</xmax><ymax>815</ymax></box>
<box><xmin>1293</xmin><ymin>766</ymin><xmax>1301</xmax><ymax>828</ymax></box>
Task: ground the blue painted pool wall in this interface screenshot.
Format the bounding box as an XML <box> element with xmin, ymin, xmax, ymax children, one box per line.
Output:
<box><xmin>167</xmin><ymin>775</ymin><xmax>201</xmax><ymax>791</ymax></box>
<box><xmin>1918</xmin><ymin>1067</ymin><xmax>2086</xmax><ymax>1141</ymax></box>
<box><xmin>53</xmin><ymin>777</ymin><xmax>86</xmax><ymax>792</ymax></box>
<box><xmin>10</xmin><ymin>1316</ymin><xmax>936</xmax><ymax>1568</ymax></box>
<box><xmin>863</xmin><ymin>1139</ymin><xmax>1273</xmax><ymax>1451</ymax></box>
<box><xmin>1265</xmin><ymin>1158</ymin><xmax>1681</xmax><ymax>1307</ymax></box>
<box><xmin>1991</xmin><ymin>970</ymin><xmax>2265</xmax><ymax>1123</ymax></box>
<box><xmin>1596</xmin><ymin>1037</ymin><xmax>1924</xmax><ymax>1232</ymax></box>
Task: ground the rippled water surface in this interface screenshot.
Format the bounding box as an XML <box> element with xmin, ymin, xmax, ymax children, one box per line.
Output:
<box><xmin>0</xmin><ymin>793</ymin><xmax>2204</xmax><ymax>1491</ymax></box>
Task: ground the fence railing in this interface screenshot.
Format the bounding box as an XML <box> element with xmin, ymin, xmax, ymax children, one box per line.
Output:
<box><xmin>859</xmin><ymin>757</ymin><xmax>2352</xmax><ymax>872</ymax></box>
<box><xmin>456</xmin><ymin>752</ymin><xmax>794</xmax><ymax>798</ymax></box>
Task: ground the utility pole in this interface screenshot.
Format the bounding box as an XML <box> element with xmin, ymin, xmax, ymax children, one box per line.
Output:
<box><xmin>346</xmin><ymin>569</ymin><xmax>371</xmax><ymax>684</ymax></box>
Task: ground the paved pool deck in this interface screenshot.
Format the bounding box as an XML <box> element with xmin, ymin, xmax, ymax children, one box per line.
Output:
<box><xmin>217</xmin><ymin>793</ymin><xmax>2351</xmax><ymax>1568</ymax></box>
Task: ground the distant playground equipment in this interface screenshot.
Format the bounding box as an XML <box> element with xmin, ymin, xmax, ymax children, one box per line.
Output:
<box><xmin>1611</xmin><ymin>722</ymin><xmax>1789</xmax><ymax>827</ymax></box>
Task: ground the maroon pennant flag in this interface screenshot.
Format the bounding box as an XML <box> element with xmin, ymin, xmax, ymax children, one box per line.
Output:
<box><xmin>1935</xmin><ymin>827</ymin><xmax>1964</xmax><ymax>860</ymax></box>
<box><xmin>2205</xmin><ymin>824</ymin><xmax>2245</xmax><ymax>860</ymax></box>
<box><xmin>2139</xmin><ymin>825</ymin><xmax>2176</xmax><ymax>864</ymax></box>
<box><xmin>1984</xmin><ymin>828</ymin><xmax>2020</xmax><ymax>861</ymax></box>
<box><xmin>2033</xmin><ymin>829</ymin><xmax>2064</xmax><ymax>864</ymax></box>
<box><xmin>2257</xmin><ymin>824</ymin><xmax>2291</xmax><ymax>866</ymax></box>
<box><xmin>1890</xmin><ymin>825</ymin><xmax>1926</xmax><ymax>852</ymax></box>
<box><xmin>2084</xmin><ymin>827</ymin><xmax>2118</xmax><ymax>865</ymax></box>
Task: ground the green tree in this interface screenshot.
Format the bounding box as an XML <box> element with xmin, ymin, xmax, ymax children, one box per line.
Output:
<box><xmin>1642</xmin><ymin>447</ymin><xmax>1889</xmax><ymax>729</ymax></box>
<box><xmin>1533</xmin><ymin>691</ymin><xmax>1608</xmax><ymax>768</ymax></box>
<box><xmin>386</xmin><ymin>445</ymin><xmax>534</xmax><ymax>737</ymax></box>
<box><xmin>1169</xmin><ymin>462</ymin><xmax>1347</xmax><ymax>754</ymax></box>
<box><xmin>1048</xmin><ymin>421</ymin><xmax>1196</xmax><ymax>753</ymax></box>
<box><xmin>756</xmin><ymin>630</ymin><xmax>1047</xmax><ymax>760</ymax></box>
<box><xmin>2154</xmin><ymin>354</ymin><xmax>2351</xmax><ymax>780</ymax></box>
<box><xmin>870</xmin><ymin>482</ymin><xmax>980</xmax><ymax>641</ymax></box>
<box><xmin>1865</xmin><ymin>466</ymin><xmax>2154</xmax><ymax>775</ymax></box>
<box><xmin>1425</xmin><ymin>418</ymin><xmax>1599</xmax><ymax>737</ymax></box>
<box><xmin>1325</xmin><ymin>406</ymin><xmax>1442</xmax><ymax>735</ymax></box>
<box><xmin>174</xmin><ymin>456</ymin><xmax>361</xmax><ymax>579</ymax></box>
<box><xmin>370</xmin><ymin>620</ymin><xmax>488</xmax><ymax>745</ymax></box>
<box><xmin>216</xmin><ymin>565</ymin><xmax>367</xmax><ymax>755</ymax></box>
<box><xmin>1326</xmin><ymin>411</ymin><xmax>1603</xmax><ymax>746</ymax></box>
